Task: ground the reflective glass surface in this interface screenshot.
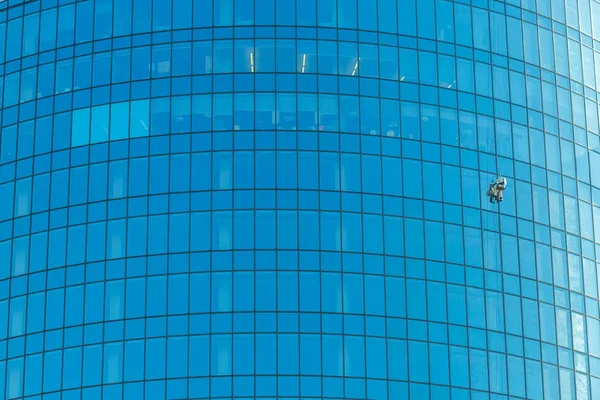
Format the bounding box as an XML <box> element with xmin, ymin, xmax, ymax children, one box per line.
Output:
<box><xmin>1</xmin><ymin>0</ymin><xmax>600</xmax><ymax>398</ymax></box>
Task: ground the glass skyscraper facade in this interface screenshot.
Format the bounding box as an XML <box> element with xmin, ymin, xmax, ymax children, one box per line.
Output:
<box><xmin>2</xmin><ymin>0</ymin><xmax>600</xmax><ymax>398</ymax></box>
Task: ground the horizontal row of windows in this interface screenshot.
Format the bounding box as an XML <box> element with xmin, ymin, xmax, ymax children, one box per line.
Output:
<box><xmin>0</xmin><ymin>0</ymin><xmax>599</xmax><ymax>61</ymax></box>
<box><xmin>0</xmin><ymin>376</ymin><xmax>590</xmax><ymax>400</ymax></box>
<box><xmin>0</xmin><ymin>132</ymin><xmax>598</xmax><ymax>216</ymax></box>
<box><xmin>0</xmin><ymin>125</ymin><xmax>597</xmax><ymax>200</ymax></box>
<box><xmin>0</xmin><ymin>198</ymin><xmax>596</xmax><ymax>280</ymax></box>
<box><xmin>0</xmin><ymin>165</ymin><xmax>596</xmax><ymax>226</ymax></box>
<box><xmin>1</xmin><ymin>269</ymin><xmax>600</xmax><ymax>347</ymax></box>
<box><xmin>0</xmin><ymin>378</ymin><xmax>572</xmax><ymax>400</ymax></box>
<box><xmin>0</xmin><ymin>197</ymin><xmax>597</xmax><ymax>267</ymax></box>
<box><xmin>0</xmin><ymin>307</ymin><xmax>596</xmax><ymax>360</ymax></box>
<box><xmin>1</xmin><ymin>24</ymin><xmax>597</xmax><ymax>99</ymax></box>
<box><xmin>0</xmin><ymin>255</ymin><xmax>591</xmax><ymax>321</ymax></box>
<box><xmin>1</xmin><ymin>93</ymin><xmax>599</xmax><ymax>183</ymax></box>
<box><xmin>0</xmin><ymin>259</ymin><xmax>597</xmax><ymax>311</ymax></box>
<box><xmin>0</xmin><ymin>252</ymin><xmax>597</xmax><ymax>312</ymax></box>
<box><xmin>0</xmin><ymin>331</ymin><xmax>595</xmax><ymax>399</ymax></box>
<box><xmin>0</xmin><ymin>98</ymin><xmax>598</xmax><ymax>197</ymax></box>
<box><xmin>0</xmin><ymin>241</ymin><xmax>596</xmax><ymax>298</ymax></box>
<box><xmin>0</xmin><ymin>205</ymin><xmax>597</xmax><ymax>275</ymax></box>
<box><xmin>0</xmin><ymin>187</ymin><xmax>598</xmax><ymax>273</ymax></box>
<box><xmin>0</xmin><ymin>165</ymin><xmax>598</xmax><ymax>248</ymax></box>
<box><xmin>1</xmin><ymin>87</ymin><xmax>598</xmax><ymax>181</ymax></box>
<box><xmin>0</xmin><ymin>147</ymin><xmax>598</xmax><ymax>229</ymax></box>
<box><xmin>0</xmin><ymin>360</ymin><xmax>589</xmax><ymax>400</ymax></box>
<box><xmin>3</xmin><ymin>14</ymin><xmax>600</xmax><ymax>90</ymax></box>
<box><xmin>3</xmin><ymin>39</ymin><xmax>600</xmax><ymax>116</ymax></box>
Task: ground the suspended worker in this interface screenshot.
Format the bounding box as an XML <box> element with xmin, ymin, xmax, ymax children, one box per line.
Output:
<box><xmin>487</xmin><ymin>176</ymin><xmax>507</xmax><ymax>203</ymax></box>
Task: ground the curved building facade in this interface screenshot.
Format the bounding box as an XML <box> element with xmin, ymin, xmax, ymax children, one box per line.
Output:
<box><xmin>1</xmin><ymin>0</ymin><xmax>600</xmax><ymax>399</ymax></box>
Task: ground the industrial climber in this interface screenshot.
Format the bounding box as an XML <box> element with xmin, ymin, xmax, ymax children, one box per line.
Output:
<box><xmin>487</xmin><ymin>176</ymin><xmax>508</xmax><ymax>204</ymax></box>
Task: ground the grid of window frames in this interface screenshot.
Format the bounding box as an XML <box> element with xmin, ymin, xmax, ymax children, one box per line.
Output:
<box><xmin>1</xmin><ymin>0</ymin><xmax>600</xmax><ymax>398</ymax></box>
